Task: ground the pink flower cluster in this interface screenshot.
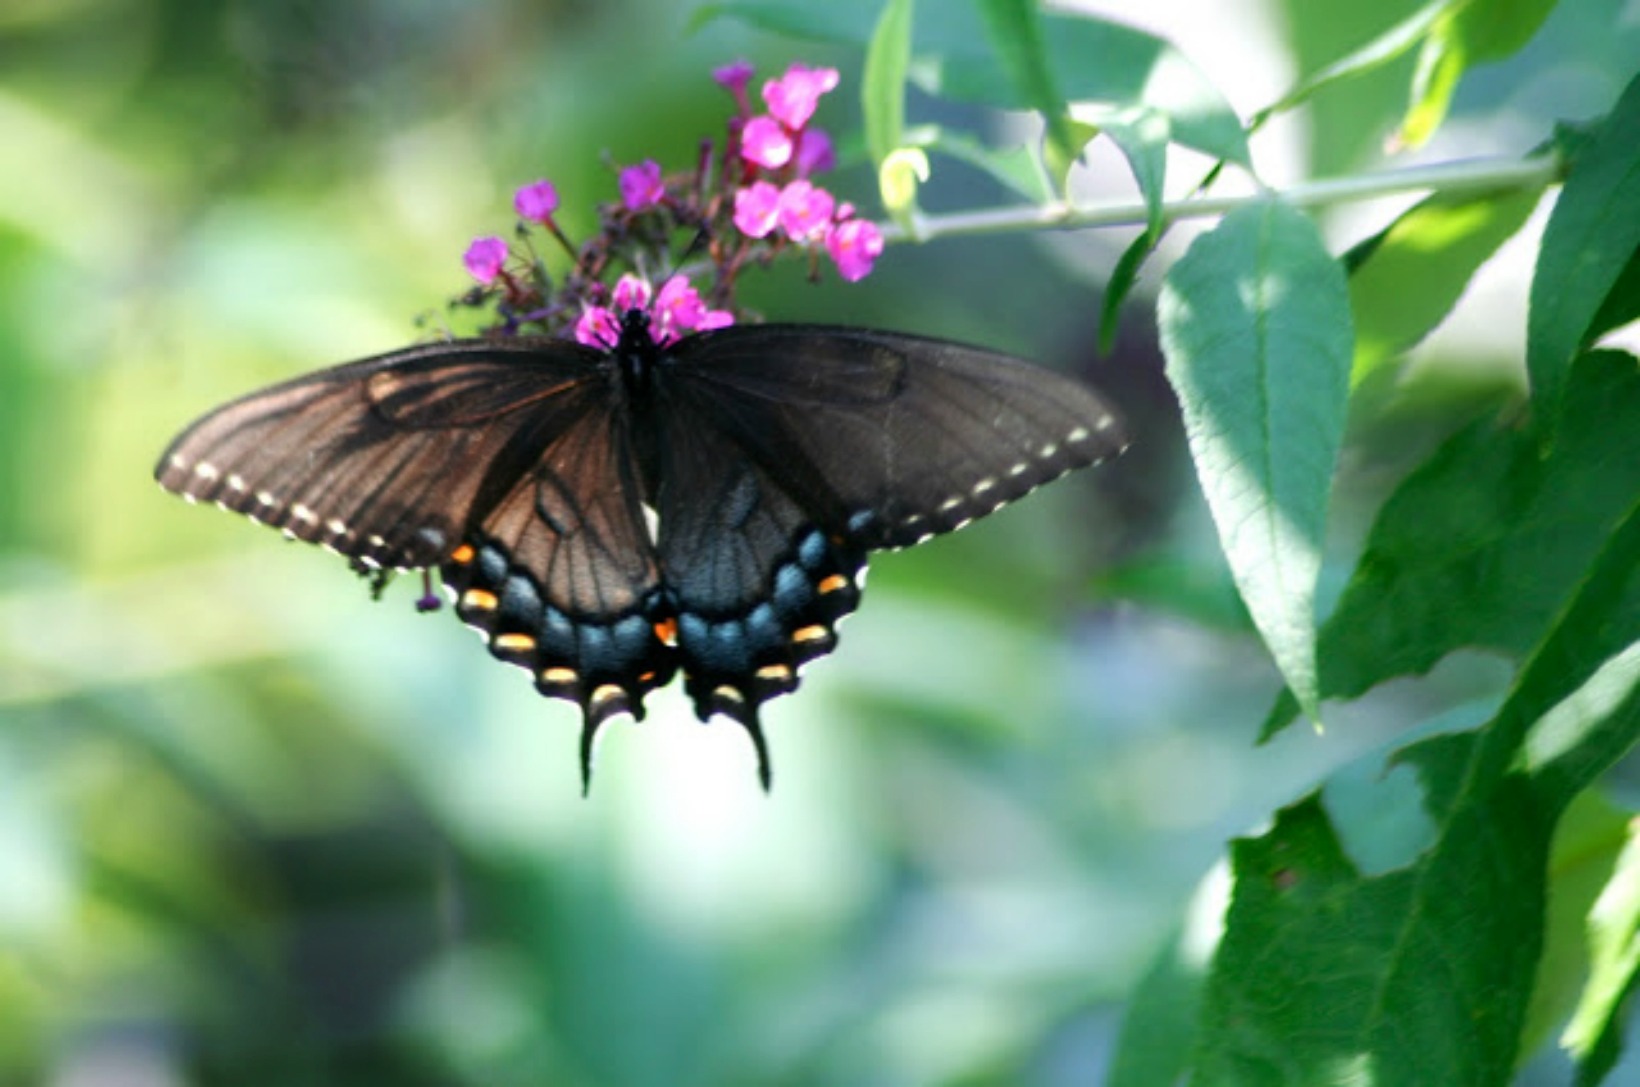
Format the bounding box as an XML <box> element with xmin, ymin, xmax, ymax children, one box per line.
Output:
<box><xmin>724</xmin><ymin>62</ymin><xmax>883</xmax><ymax>282</ymax></box>
<box><xmin>575</xmin><ymin>273</ymin><xmax>734</xmax><ymax>347</ymax></box>
<box><xmin>455</xmin><ymin>59</ymin><xmax>886</xmax><ymax>340</ymax></box>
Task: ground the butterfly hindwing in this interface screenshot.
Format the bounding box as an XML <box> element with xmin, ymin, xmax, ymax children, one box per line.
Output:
<box><xmin>439</xmin><ymin>398</ymin><xmax>677</xmax><ymax>784</ymax></box>
<box><xmin>650</xmin><ymin>387</ymin><xmax>867</xmax><ymax>783</ymax></box>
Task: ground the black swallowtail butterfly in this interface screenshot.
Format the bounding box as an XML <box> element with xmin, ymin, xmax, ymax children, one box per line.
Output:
<box><xmin>156</xmin><ymin>312</ymin><xmax>1127</xmax><ymax>788</ymax></box>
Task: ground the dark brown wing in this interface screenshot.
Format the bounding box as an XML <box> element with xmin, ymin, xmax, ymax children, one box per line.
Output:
<box><xmin>665</xmin><ymin>324</ymin><xmax>1128</xmax><ymax>549</ymax></box>
<box><xmin>156</xmin><ymin>338</ymin><xmax>608</xmax><ymax>569</ymax></box>
<box><xmin>649</xmin><ymin>324</ymin><xmax>1128</xmax><ymax>785</ymax></box>
<box><xmin>156</xmin><ymin>338</ymin><xmax>675</xmax><ymax>787</ymax></box>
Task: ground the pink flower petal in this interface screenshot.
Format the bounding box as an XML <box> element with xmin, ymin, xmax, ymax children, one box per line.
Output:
<box><xmin>654</xmin><ymin>274</ymin><xmax>708</xmax><ymax>342</ymax></box>
<box><xmin>575</xmin><ymin>306</ymin><xmax>620</xmax><ymax>347</ymax></box>
<box><xmin>513</xmin><ymin>179</ymin><xmax>560</xmax><ymax>223</ymax></box>
<box><xmin>733</xmin><ymin>180</ymin><xmax>782</xmax><ymax>238</ymax></box>
<box><xmin>611</xmin><ymin>273</ymin><xmax>653</xmax><ymax>314</ymax></box>
<box><xmin>762</xmin><ymin>63</ymin><xmax>839</xmax><ymax>130</ymax></box>
<box><xmin>826</xmin><ymin>218</ymin><xmax>884</xmax><ymax>282</ymax></box>
<box><xmin>462</xmin><ymin>235</ymin><xmax>510</xmax><ymax>283</ymax></box>
<box><xmin>619</xmin><ymin>159</ymin><xmax>666</xmax><ymax>211</ymax></box>
<box><xmin>740</xmin><ymin>115</ymin><xmax>793</xmax><ymax>170</ymax></box>
<box><xmin>777</xmin><ymin>179</ymin><xmax>836</xmax><ymax>244</ymax></box>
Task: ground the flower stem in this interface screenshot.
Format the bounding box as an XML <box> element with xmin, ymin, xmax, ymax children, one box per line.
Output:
<box><xmin>885</xmin><ymin>153</ymin><xmax>1561</xmax><ymax>243</ymax></box>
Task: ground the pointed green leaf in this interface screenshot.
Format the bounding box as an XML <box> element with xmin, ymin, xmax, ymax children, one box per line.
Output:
<box><xmin>863</xmin><ymin>0</ymin><xmax>915</xmax><ymax>170</ymax></box>
<box><xmin>1348</xmin><ymin>183</ymin><xmax>1545</xmax><ymax>382</ymax></box>
<box><xmin>1390</xmin><ymin>0</ymin><xmax>1558</xmax><ymax>150</ymax></box>
<box><xmin>1452</xmin><ymin>0</ymin><xmax>1560</xmax><ymax>62</ymax></box>
<box><xmin>972</xmin><ymin>0</ymin><xmax>1078</xmax><ymax>188</ymax></box>
<box><xmin>1395</xmin><ymin>10</ymin><xmax>1466</xmax><ymax>149</ymax></box>
<box><xmin>1529</xmin><ymin>69</ymin><xmax>1640</xmax><ymax>429</ymax></box>
<box><xmin>1258</xmin><ymin>0</ymin><xmax>1451</xmax><ymax>126</ymax></box>
<box><xmin>1160</xmin><ymin>200</ymin><xmax>1353</xmax><ymax>720</ymax></box>
<box><xmin>1099</xmin><ymin>227</ymin><xmax>1161</xmax><ymax>356</ymax></box>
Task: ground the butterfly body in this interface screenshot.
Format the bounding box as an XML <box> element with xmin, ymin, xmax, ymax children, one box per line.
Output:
<box><xmin>158</xmin><ymin>312</ymin><xmax>1126</xmax><ymax>788</ymax></box>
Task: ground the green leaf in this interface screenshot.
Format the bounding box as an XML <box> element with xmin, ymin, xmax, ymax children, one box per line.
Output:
<box><xmin>1587</xmin><ymin>241</ymin><xmax>1640</xmax><ymax>349</ymax></box>
<box><xmin>1098</xmin><ymin>227</ymin><xmax>1162</xmax><ymax>356</ymax></box>
<box><xmin>1096</xmin><ymin>108</ymin><xmax>1170</xmax><ymax>238</ymax></box>
<box><xmin>1565</xmin><ymin>818</ymin><xmax>1640</xmax><ymax>1084</ymax></box>
<box><xmin>1391</xmin><ymin>0</ymin><xmax>1557</xmax><ymax>149</ymax></box>
<box><xmin>1159</xmin><ymin>200</ymin><xmax>1353</xmax><ymax>721</ymax></box>
<box><xmin>1348</xmin><ymin>182</ymin><xmax>1545</xmax><ymax>383</ymax></box>
<box><xmin>1259</xmin><ymin>0</ymin><xmax>1451</xmax><ymax>128</ymax></box>
<box><xmin>1199</xmin><ymin>586</ymin><xmax>1640</xmax><ymax>1083</ymax></box>
<box><xmin>919</xmin><ymin>5</ymin><xmax>1250</xmax><ymax>169</ymax></box>
<box><xmin>863</xmin><ymin>0</ymin><xmax>914</xmax><ymax>171</ymax></box>
<box><xmin>1264</xmin><ymin>351</ymin><xmax>1640</xmax><ymax>740</ymax></box>
<box><xmin>1451</xmin><ymin>0</ymin><xmax>1560</xmax><ymax>62</ymax></box>
<box><xmin>972</xmin><ymin>0</ymin><xmax>1079</xmax><ymax>189</ymax></box>
<box><xmin>1528</xmin><ymin>69</ymin><xmax>1640</xmax><ymax>430</ymax></box>
<box><xmin>1276</xmin><ymin>0</ymin><xmax>1437</xmax><ymax>174</ymax></box>
<box><xmin>1395</xmin><ymin>10</ymin><xmax>1467</xmax><ymax>150</ymax></box>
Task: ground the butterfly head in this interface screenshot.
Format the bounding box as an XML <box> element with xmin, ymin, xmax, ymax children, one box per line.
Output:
<box><xmin>618</xmin><ymin>307</ymin><xmax>652</xmax><ymax>342</ymax></box>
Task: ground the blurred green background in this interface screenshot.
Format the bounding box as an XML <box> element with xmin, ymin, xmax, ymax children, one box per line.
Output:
<box><xmin>3</xmin><ymin>0</ymin><xmax>1637</xmax><ymax>1083</ymax></box>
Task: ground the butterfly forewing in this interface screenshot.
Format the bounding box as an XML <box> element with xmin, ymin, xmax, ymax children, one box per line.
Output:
<box><xmin>665</xmin><ymin>326</ymin><xmax>1128</xmax><ymax>549</ymax></box>
<box><xmin>157</xmin><ymin>339</ymin><xmax>608</xmax><ymax>569</ymax></box>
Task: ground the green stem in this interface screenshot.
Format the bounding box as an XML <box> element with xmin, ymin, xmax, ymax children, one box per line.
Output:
<box><xmin>886</xmin><ymin>153</ymin><xmax>1560</xmax><ymax>243</ymax></box>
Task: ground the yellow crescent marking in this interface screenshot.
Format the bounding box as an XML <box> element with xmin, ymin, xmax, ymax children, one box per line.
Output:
<box><xmin>461</xmin><ymin>589</ymin><xmax>499</xmax><ymax>611</ymax></box>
